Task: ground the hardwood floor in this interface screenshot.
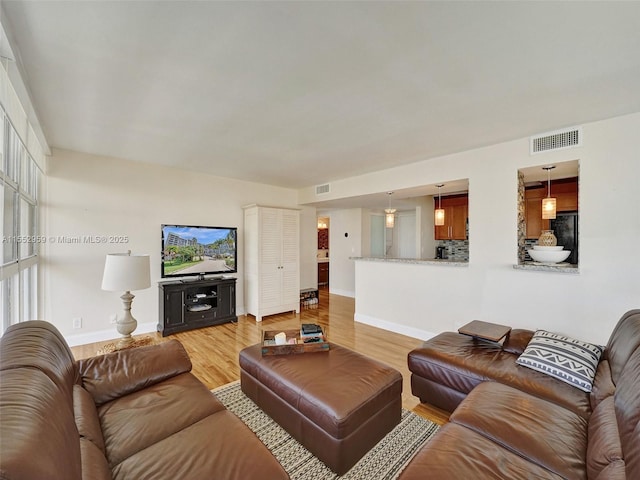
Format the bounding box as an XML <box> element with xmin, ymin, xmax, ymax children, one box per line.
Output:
<box><xmin>71</xmin><ymin>287</ymin><xmax>450</xmax><ymax>425</ymax></box>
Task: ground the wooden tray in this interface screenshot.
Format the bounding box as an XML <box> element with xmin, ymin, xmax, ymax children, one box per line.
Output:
<box><xmin>261</xmin><ymin>329</ymin><xmax>330</xmax><ymax>356</ymax></box>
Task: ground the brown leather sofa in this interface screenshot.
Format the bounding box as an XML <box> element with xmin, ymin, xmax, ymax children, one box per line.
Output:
<box><xmin>0</xmin><ymin>321</ymin><xmax>289</xmax><ymax>480</ymax></box>
<box><xmin>399</xmin><ymin>309</ymin><xmax>640</xmax><ymax>479</ymax></box>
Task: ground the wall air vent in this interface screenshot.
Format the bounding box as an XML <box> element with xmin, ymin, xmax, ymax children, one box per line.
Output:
<box><xmin>530</xmin><ymin>126</ymin><xmax>582</xmax><ymax>155</ymax></box>
<box><xmin>315</xmin><ymin>183</ymin><xmax>331</xmax><ymax>195</ymax></box>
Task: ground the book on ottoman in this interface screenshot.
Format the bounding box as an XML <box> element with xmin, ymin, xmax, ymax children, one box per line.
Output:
<box><xmin>301</xmin><ymin>323</ymin><xmax>323</xmax><ymax>339</ymax></box>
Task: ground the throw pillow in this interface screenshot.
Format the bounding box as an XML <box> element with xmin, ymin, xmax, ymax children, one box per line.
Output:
<box><xmin>516</xmin><ymin>330</ymin><xmax>604</xmax><ymax>392</ymax></box>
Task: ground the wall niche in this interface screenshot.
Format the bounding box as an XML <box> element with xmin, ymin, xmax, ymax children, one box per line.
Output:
<box><xmin>517</xmin><ymin>160</ymin><xmax>579</xmax><ymax>269</ymax></box>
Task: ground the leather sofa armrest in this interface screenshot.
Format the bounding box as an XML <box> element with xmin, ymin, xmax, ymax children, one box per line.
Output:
<box><xmin>502</xmin><ymin>329</ymin><xmax>535</xmax><ymax>355</ymax></box>
<box><xmin>78</xmin><ymin>340</ymin><xmax>192</xmax><ymax>406</ymax></box>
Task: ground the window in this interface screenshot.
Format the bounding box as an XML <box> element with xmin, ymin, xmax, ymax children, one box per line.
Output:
<box><xmin>0</xmin><ymin>109</ymin><xmax>42</xmax><ymax>334</ymax></box>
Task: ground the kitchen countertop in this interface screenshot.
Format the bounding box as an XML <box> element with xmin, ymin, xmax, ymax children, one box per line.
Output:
<box><xmin>317</xmin><ymin>258</ymin><xmax>330</xmax><ymax>263</ymax></box>
<box><xmin>351</xmin><ymin>256</ymin><xmax>468</xmax><ymax>266</ymax></box>
<box><xmin>513</xmin><ymin>262</ymin><xmax>579</xmax><ymax>274</ymax></box>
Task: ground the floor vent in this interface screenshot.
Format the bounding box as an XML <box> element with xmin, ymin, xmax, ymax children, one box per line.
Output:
<box><xmin>530</xmin><ymin>126</ymin><xmax>582</xmax><ymax>155</ymax></box>
<box><xmin>315</xmin><ymin>183</ymin><xmax>331</xmax><ymax>195</ymax></box>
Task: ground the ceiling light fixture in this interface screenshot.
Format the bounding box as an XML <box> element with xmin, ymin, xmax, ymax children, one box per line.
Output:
<box><xmin>435</xmin><ymin>184</ymin><xmax>445</xmax><ymax>226</ymax></box>
<box><xmin>385</xmin><ymin>192</ymin><xmax>396</xmax><ymax>228</ymax></box>
<box><xmin>542</xmin><ymin>166</ymin><xmax>557</xmax><ymax>220</ymax></box>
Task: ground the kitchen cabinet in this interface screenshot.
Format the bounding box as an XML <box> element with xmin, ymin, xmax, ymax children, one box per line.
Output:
<box><xmin>525</xmin><ymin>192</ymin><xmax>545</xmax><ymax>239</ymax></box>
<box><xmin>524</xmin><ymin>178</ymin><xmax>578</xmax><ymax>239</ymax></box>
<box><xmin>435</xmin><ymin>194</ymin><xmax>468</xmax><ymax>240</ymax></box>
<box><xmin>243</xmin><ymin>205</ymin><xmax>300</xmax><ymax>322</ymax></box>
<box><xmin>318</xmin><ymin>228</ymin><xmax>329</xmax><ymax>249</ymax></box>
<box><xmin>318</xmin><ymin>261</ymin><xmax>329</xmax><ymax>286</ymax></box>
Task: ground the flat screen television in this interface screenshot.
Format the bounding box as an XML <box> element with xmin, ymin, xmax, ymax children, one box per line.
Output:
<box><xmin>161</xmin><ymin>224</ymin><xmax>237</xmax><ymax>279</ymax></box>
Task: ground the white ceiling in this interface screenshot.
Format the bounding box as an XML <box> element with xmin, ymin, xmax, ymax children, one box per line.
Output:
<box><xmin>2</xmin><ymin>1</ymin><xmax>640</xmax><ymax>190</ymax></box>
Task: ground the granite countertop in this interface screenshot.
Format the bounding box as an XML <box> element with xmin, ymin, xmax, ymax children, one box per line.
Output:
<box><xmin>513</xmin><ymin>262</ymin><xmax>579</xmax><ymax>274</ymax></box>
<box><xmin>351</xmin><ymin>256</ymin><xmax>468</xmax><ymax>266</ymax></box>
<box><xmin>317</xmin><ymin>258</ymin><xmax>330</xmax><ymax>263</ymax></box>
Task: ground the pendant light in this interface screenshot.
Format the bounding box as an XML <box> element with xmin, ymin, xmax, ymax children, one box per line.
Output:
<box><xmin>435</xmin><ymin>184</ymin><xmax>445</xmax><ymax>226</ymax></box>
<box><xmin>385</xmin><ymin>192</ymin><xmax>396</xmax><ymax>228</ymax></box>
<box><xmin>542</xmin><ymin>166</ymin><xmax>557</xmax><ymax>220</ymax></box>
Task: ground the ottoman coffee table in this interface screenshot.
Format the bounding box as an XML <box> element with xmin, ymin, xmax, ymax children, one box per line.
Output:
<box><xmin>239</xmin><ymin>342</ymin><xmax>402</xmax><ymax>475</ymax></box>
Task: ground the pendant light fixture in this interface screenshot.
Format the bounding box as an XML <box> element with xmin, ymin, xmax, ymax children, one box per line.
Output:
<box><xmin>435</xmin><ymin>184</ymin><xmax>445</xmax><ymax>226</ymax></box>
<box><xmin>385</xmin><ymin>192</ymin><xmax>396</xmax><ymax>228</ymax></box>
<box><xmin>542</xmin><ymin>166</ymin><xmax>557</xmax><ymax>220</ymax></box>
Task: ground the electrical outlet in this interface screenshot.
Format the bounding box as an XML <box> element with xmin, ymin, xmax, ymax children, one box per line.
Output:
<box><xmin>72</xmin><ymin>317</ymin><xmax>82</xmax><ymax>329</ymax></box>
<box><xmin>109</xmin><ymin>314</ymin><xmax>118</xmax><ymax>324</ymax></box>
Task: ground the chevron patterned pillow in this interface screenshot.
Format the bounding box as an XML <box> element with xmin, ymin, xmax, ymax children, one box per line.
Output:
<box><xmin>516</xmin><ymin>330</ymin><xmax>604</xmax><ymax>392</ymax></box>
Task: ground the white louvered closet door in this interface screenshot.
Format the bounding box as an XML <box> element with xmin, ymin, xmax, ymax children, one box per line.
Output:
<box><xmin>259</xmin><ymin>208</ymin><xmax>282</xmax><ymax>310</ymax></box>
<box><xmin>280</xmin><ymin>209</ymin><xmax>300</xmax><ymax>307</ymax></box>
<box><xmin>244</xmin><ymin>205</ymin><xmax>300</xmax><ymax>322</ymax></box>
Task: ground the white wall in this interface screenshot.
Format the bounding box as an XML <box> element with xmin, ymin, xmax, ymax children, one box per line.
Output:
<box><xmin>327</xmin><ymin>208</ymin><xmax>364</xmax><ymax>298</ymax></box>
<box><xmin>302</xmin><ymin>112</ymin><xmax>640</xmax><ymax>345</ymax></box>
<box><xmin>299</xmin><ymin>206</ymin><xmax>318</xmax><ymax>291</ymax></box>
<box><xmin>42</xmin><ymin>149</ymin><xmax>299</xmax><ymax>344</ymax></box>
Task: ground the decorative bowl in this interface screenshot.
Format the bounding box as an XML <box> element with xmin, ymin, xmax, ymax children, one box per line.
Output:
<box><xmin>533</xmin><ymin>245</ymin><xmax>564</xmax><ymax>251</ymax></box>
<box><xmin>528</xmin><ymin>249</ymin><xmax>571</xmax><ymax>264</ymax></box>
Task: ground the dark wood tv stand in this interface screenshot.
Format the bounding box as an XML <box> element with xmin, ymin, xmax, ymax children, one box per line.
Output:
<box><xmin>158</xmin><ymin>277</ymin><xmax>237</xmax><ymax>336</ymax></box>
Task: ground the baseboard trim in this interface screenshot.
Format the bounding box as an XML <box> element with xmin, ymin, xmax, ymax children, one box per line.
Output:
<box><xmin>64</xmin><ymin>307</ymin><xmax>247</xmax><ymax>347</ymax></box>
<box><xmin>64</xmin><ymin>321</ymin><xmax>157</xmax><ymax>347</ymax></box>
<box><xmin>329</xmin><ymin>288</ymin><xmax>355</xmax><ymax>298</ymax></box>
<box><xmin>354</xmin><ymin>313</ymin><xmax>435</xmax><ymax>341</ymax></box>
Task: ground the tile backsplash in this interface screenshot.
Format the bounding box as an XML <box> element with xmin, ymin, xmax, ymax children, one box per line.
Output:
<box><xmin>437</xmin><ymin>240</ymin><xmax>469</xmax><ymax>261</ymax></box>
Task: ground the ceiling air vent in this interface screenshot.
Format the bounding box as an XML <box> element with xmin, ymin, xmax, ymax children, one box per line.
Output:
<box><xmin>315</xmin><ymin>183</ymin><xmax>331</xmax><ymax>195</ymax></box>
<box><xmin>530</xmin><ymin>126</ymin><xmax>582</xmax><ymax>155</ymax></box>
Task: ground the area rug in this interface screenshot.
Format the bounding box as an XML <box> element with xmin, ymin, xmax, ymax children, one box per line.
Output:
<box><xmin>96</xmin><ymin>336</ymin><xmax>155</xmax><ymax>355</ymax></box>
<box><xmin>212</xmin><ymin>381</ymin><xmax>439</xmax><ymax>480</ymax></box>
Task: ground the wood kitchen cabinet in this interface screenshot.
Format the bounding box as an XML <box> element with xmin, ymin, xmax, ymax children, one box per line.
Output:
<box><xmin>524</xmin><ymin>177</ymin><xmax>578</xmax><ymax>239</ymax></box>
<box><xmin>435</xmin><ymin>194</ymin><xmax>468</xmax><ymax>240</ymax></box>
<box><xmin>318</xmin><ymin>228</ymin><xmax>329</xmax><ymax>249</ymax></box>
<box><xmin>318</xmin><ymin>262</ymin><xmax>329</xmax><ymax>286</ymax></box>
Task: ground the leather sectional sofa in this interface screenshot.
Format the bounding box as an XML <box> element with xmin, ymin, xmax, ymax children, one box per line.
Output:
<box><xmin>0</xmin><ymin>321</ymin><xmax>288</xmax><ymax>480</ymax></box>
<box><xmin>399</xmin><ymin>309</ymin><xmax>640</xmax><ymax>479</ymax></box>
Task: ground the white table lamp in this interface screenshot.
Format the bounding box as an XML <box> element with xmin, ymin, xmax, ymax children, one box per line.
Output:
<box><xmin>102</xmin><ymin>251</ymin><xmax>151</xmax><ymax>345</ymax></box>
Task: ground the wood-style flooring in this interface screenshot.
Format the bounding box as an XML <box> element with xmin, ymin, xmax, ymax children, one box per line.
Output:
<box><xmin>71</xmin><ymin>287</ymin><xmax>450</xmax><ymax>425</ymax></box>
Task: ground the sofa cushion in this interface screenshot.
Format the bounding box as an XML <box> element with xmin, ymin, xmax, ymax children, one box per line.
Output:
<box><xmin>73</xmin><ymin>384</ymin><xmax>105</xmax><ymax>453</ymax></box>
<box><xmin>516</xmin><ymin>330</ymin><xmax>603</xmax><ymax>392</ymax></box>
<box><xmin>586</xmin><ymin>395</ymin><xmax>624</xmax><ymax>479</ymax></box>
<box><xmin>79</xmin><ymin>339</ymin><xmax>192</xmax><ymax>406</ymax></box>
<box><xmin>111</xmin><ymin>409</ymin><xmax>288</xmax><ymax>480</ymax></box>
<box><xmin>590</xmin><ymin>359</ymin><xmax>616</xmax><ymax>408</ymax></box>
<box><xmin>398</xmin><ymin>422</ymin><xmax>565</xmax><ymax>480</ymax></box>
<box><xmin>613</xmin><ymin>343</ymin><xmax>640</xmax><ymax>479</ymax></box>
<box><xmin>605</xmin><ymin>309</ymin><xmax>640</xmax><ymax>383</ymax></box>
<box><xmin>79</xmin><ymin>438</ymin><xmax>111</xmax><ymax>480</ymax></box>
<box><xmin>98</xmin><ymin>372</ymin><xmax>225</xmax><ymax>468</ymax></box>
<box><xmin>0</xmin><ymin>368</ymin><xmax>82</xmax><ymax>480</ymax></box>
<box><xmin>450</xmin><ymin>382</ymin><xmax>588</xmax><ymax>480</ymax></box>
<box><xmin>1</xmin><ymin>320</ymin><xmax>78</xmax><ymax>398</ymax></box>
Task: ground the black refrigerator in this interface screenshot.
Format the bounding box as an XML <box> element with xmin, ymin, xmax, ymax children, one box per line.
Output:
<box><xmin>550</xmin><ymin>212</ymin><xmax>578</xmax><ymax>264</ymax></box>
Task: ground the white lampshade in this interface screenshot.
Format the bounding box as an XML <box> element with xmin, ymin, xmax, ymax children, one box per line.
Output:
<box><xmin>102</xmin><ymin>253</ymin><xmax>151</xmax><ymax>292</ymax></box>
<box><xmin>434</xmin><ymin>208</ymin><xmax>445</xmax><ymax>226</ymax></box>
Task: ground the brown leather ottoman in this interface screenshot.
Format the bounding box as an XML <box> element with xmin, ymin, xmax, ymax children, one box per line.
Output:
<box><xmin>239</xmin><ymin>342</ymin><xmax>402</xmax><ymax>475</ymax></box>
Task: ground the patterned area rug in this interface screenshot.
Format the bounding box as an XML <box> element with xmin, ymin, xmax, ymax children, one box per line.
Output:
<box><xmin>213</xmin><ymin>381</ymin><xmax>439</xmax><ymax>480</ymax></box>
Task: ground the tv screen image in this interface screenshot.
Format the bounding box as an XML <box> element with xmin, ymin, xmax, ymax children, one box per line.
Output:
<box><xmin>161</xmin><ymin>224</ymin><xmax>237</xmax><ymax>278</ymax></box>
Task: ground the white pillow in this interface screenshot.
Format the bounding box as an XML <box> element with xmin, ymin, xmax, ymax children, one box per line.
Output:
<box><xmin>516</xmin><ymin>330</ymin><xmax>604</xmax><ymax>392</ymax></box>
